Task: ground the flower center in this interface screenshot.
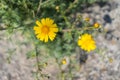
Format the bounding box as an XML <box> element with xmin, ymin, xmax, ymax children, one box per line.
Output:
<box><xmin>82</xmin><ymin>39</ymin><xmax>91</xmax><ymax>47</ymax></box>
<box><xmin>42</xmin><ymin>25</ymin><xmax>49</xmax><ymax>34</ymax></box>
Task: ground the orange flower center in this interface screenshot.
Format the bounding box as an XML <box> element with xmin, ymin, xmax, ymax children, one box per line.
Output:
<box><xmin>42</xmin><ymin>25</ymin><xmax>49</xmax><ymax>34</ymax></box>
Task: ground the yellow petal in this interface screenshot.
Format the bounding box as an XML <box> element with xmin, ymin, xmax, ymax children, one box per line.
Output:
<box><xmin>36</xmin><ymin>21</ymin><xmax>42</xmax><ymax>27</ymax></box>
<box><xmin>44</xmin><ymin>34</ymin><xmax>48</xmax><ymax>42</ymax></box>
<box><xmin>49</xmin><ymin>33</ymin><xmax>56</xmax><ymax>41</ymax></box>
<box><xmin>50</xmin><ymin>27</ymin><xmax>58</xmax><ymax>32</ymax></box>
<box><xmin>52</xmin><ymin>24</ymin><xmax>57</xmax><ymax>28</ymax></box>
<box><xmin>36</xmin><ymin>34</ymin><xmax>41</xmax><ymax>39</ymax></box>
<box><xmin>34</xmin><ymin>26</ymin><xmax>41</xmax><ymax>34</ymax></box>
<box><xmin>41</xmin><ymin>18</ymin><xmax>46</xmax><ymax>25</ymax></box>
<box><xmin>49</xmin><ymin>19</ymin><xmax>54</xmax><ymax>25</ymax></box>
<box><xmin>33</xmin><ymin>26</ymin><xmax>38</xmax><ymax>30</ymax></box>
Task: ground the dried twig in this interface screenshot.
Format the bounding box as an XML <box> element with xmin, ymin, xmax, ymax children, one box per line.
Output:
<box><xmin>36</xmin><ymin>0</ymin><xmax>42</xmax><ymax>16</ymax></box>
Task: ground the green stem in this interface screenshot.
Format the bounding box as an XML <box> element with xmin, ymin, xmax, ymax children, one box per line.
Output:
<box><xmin>55</xmin><ymin>57</ymin><xmax>65</xmax><ymax>80</ymax></box>
<box><xmin>35</xmin><ymin>45</ymin><xmax>44</xmax><ymax>80</ymax></box>
<box><xmin>68</xmin><ymin>56</ymin><xmax>73</xmax><ymax>80</ymax></box>
<box><xmin>61</xmin><ymin>27</ymin><xmax>96</xmax><ymax>32</ymax></box>
<box><xmin>0</xmin><ymin>26</ymin><xmax>23</xmax><ymax>31</ymax></box>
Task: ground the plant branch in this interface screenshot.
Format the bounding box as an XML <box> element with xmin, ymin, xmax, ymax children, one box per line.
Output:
<box><xmin>55</xmin><ymin>57</ymin><xmax>64</xmax><ymax>80</ymax></box>
<box><xmin>0</xmin><ymin>27</ymin><xmax>21</xmax><ymax>31</ymax></box>
<box><xmin>35</xmin><ymin>45</ymin><xmax>50</xmax><ymax>80</ymax></box>
<box><xmin>0</xmin><ymin>27</ymin><xmax>7</xmax><ymax>30</ymax></box>
<box><xmin>35</xmin><ymin>46</ymin><xmax>41</xmax><ymax>71</ymax></box>
<box><xmin>61</xmin><ymin>27</ymin><xmax>95</xmax><ymax>32</ymax></box>
<box><xmin>35</xmin><ymin>46</ymin><xmax>40</xmax><ymax>80</ymax></box>
<box><xmin>36</xmin><ymin>0</ymin><xmax>42</xmax><ymax>16</ymax></box>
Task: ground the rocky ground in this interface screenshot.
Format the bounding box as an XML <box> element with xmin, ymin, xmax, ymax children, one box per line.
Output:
<box><xmin>0</xmin><ymin>31</ymin><xmax>34</xmax><ymax>80</ymax></box>
<box><xmin>0</xmin><ymin>0</ymin><xmax>120</xmax><ymax>80</ymax></box>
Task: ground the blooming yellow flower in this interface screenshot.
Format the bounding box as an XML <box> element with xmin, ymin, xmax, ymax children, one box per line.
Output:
<box><xmin>78</xmin><ymin>34</ymin><xmax>96</xmax><ymax>52</ymax></box>
<box><xmin>62</xmin><ymin>58</ymin><xmax>67</xmax><ymax>65</ymax></box>
<box><xmin>85</xmin><ymin>17</ymin><xmax>90</xmax><ymax>22</ymax></box>
<box><xmin>93</xmin><ymin>22</ymin><xmax>100</xmax><ymax>28</ymax></box>
<box><xmin>33</xmin><ymin>18</ymin><xmax>58</xmax><ymax>42</ymax></box>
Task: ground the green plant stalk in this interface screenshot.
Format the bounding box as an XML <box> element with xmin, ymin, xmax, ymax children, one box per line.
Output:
<box><xmin>35</xmin><ymin>44</ymin><xmax>45</xmax><ymax>80</ymax></box>
<box><xmin>55</xmin><ymin>57</ymin><xmax>65</xmax><ymax>80</ymax></box>
<box><xmin>68</xmin><ymin>56</ymin><xmax>73</xmax><ymax>80</ymax></box>
<box><xmin>62</xmin><ymin>14</ymin><xmax>71</xmax><ymax>28</ymax></box>
<box><xmin>61</xmin><ymin>26</ymin><xmax>97</xmax><ymax>32</ymax></box>
<box><xmin>61</xmin><ymin>72</ymin><xmax>65</xmax><ymax>80</ymax></box>
<box><xmin>36</xmin><ymin>0</ymin><xmax>42</xmax><ymax>16</ymax></box>
<box><xmin>0</xmin><ymin>26</ymin><xmax>22</xmax><ymax>31</ymax></box>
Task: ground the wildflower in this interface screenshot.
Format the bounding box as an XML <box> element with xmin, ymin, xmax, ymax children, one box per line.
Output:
<box><xmin>33</xmin><ymin>18</ymin><xmax>58</xmax><ymax>42</ymax></box>
<box><xmin>43</xmin><ymin>62</ymin><xmax>48</xmax><ymax>67</ymax></box>
<box><xmin>109</xmin><ymin>57</ymin><xmax>113</xmax><ymax>63</ymax></box>
<box><xmin>62</xmin><ymin>58</ymin><xmax>67</xmax><ymax>65</ymax></box>
<box><xmin>85</xmin><ymin>17</ymin><xmax>90</xmax><ymax>22</ymax></box>
<box><xmin>78</xmin><ymin>34</ymin><xmax>96</xmax><ymax>52</ymax></box>
<box><xmin>93</xmin><ymin>22</ymin><xmax>101</xmax><ymax>28</ymax></box>
<box><xmin>55</xmin><ymin>6</ymin><xmax>59</xmax><ymax>12</ymax></box>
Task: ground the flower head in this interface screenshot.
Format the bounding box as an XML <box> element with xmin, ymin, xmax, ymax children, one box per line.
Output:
<box><xmin>55</xmin><ymin>6</ymin><xmax>60</xmax><ymax>12</ymax></box>
<box><xmin>109</xmin><ymin>57</ymin><xmax>113</xmax><ymax>63</ymax></box>
<box><xmin>61</xmin><ymin>58</ymin><xmax>67</xmax><ymax>65</ymax></box>
<box><xmin>33</xmin><ymin>18</ymin><xmax>58</xmax><ymax>42</ymax></box>
<box><xmin>93</xmin><ymin>22</ymin><xmax>100</xmax><ymax>28</ymax></box>
<box><xmin>78</xmin><ymin>34</ymin><xmax>96</xmax><ymax>52</ymax></box>
<box><xmin>85</xmin><ymin>17</ymin><xmax>90</xmax><ymax>22</ymax></box>
<box><xmin>43</xmin><ymin>62</ymin><xmax>48</xmax><ymax>67</ymax></box>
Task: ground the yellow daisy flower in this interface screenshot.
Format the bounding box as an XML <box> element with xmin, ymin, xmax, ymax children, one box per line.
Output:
<box><xmin>93</xmin><ymin>22</ymin><xmax>101</xmax><ymax>28</ymax></box>
<box><xmin>33</xmin><ymin>18</ymin><xmax>58</xmax><ymax>42</ymax></box>
<box><xmin>78</xmin><ymin>34</ymin><xmax>96</xmax><ymax>52</ymax></box>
